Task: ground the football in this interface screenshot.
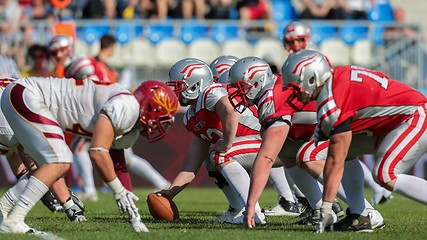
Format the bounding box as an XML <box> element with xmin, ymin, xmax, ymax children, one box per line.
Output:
<box><xmin>146</xmin><ymin>193</ymin><xmax>179</xmax><ymax>221</ymax></box>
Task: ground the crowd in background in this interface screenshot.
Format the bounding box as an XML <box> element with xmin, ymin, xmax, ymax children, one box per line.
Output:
<box><xmin>0</xmin><ymin>0</ymin><xmax>405</xmax><ymax>77</ymax></box>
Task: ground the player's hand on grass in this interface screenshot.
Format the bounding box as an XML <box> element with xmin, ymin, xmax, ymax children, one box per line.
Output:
<box><xmin>316</xmin><ymin>209</ymin><xmax>335</xmax><ymax>233</ymax></box>
<box><xmin>129</xmin><ymin>213</ymin><xmax>149</xmax><ymax>233</ymax></box>
<box><xmin>244</xmin><ymin>207</ymin><xmax>256</xmax><ymax>228</ymax></box>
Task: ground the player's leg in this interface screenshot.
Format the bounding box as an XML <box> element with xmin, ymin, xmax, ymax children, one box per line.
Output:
<box><xmin>205</xmin><ymin>158</ymin><xmax>244</xmax><ymax>223</ymax></box>
<box><xmin>73</xmin><ymin>138</ymin><xmax>98</xmax><ymax>201</ymax></box>
<box><xmin>124</xmin><ymin>148</ymin><xmax>170</xmax><ymax>190</ymax></box>
<box><xmin>264</xmin><ymin>166</ymin><xmax>300</xmax><ymax>216</ymax></box>
<box><xmin>212</xmin><ymin>136</ymin><xmax>266</xmax><ymax>224</ymax></box>
<box><xmin>359</xmin><ymin>157</ymin><xmax>392</xmax><ymax>205</ymax></box>
<box><xmin>0</xmin><ymin>84</ymin><xmax>73</xmax><ymax>234</ymax></box>
<box><xmin>374</xmin><ymin>106</ymin><xmax>427</xmax><ymax>204</ymax></box>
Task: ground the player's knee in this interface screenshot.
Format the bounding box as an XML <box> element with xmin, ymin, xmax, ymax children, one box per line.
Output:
<box><xmin>208</xmin><ymin>171</ymin><xmax>229</xmax><ymax>189</ymax></box>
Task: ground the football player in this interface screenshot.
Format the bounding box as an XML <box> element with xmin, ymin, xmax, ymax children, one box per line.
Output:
<box><xmin>159</xmin><ymin>58</ymin><xmax>281</xmax><ymax>224</ymax></box>
<box><xmin>284</xmin><ymin>21</ymin><xmax>392</xmax><ymax>207</ymax></box>
<box><xmin>210</xmin><ymin>55</ymin><xmax>301</xmax><ymax>217</ymax></box>
<box><xmin>282</xmin><ymin>50</ymin><xmax>427</xmax><ymax>232</ymax></box>
<box><xmin>227</xmin><ymin>56</ymin><xmax>383</xmax><ymax>229</ymax></box>
<box><xmin>0</xmin><ymin>77</ymin><xmax>178</xmax><ymax>235</ymax></box>
<box><xmin>64</xmin><ymin>56</ymin><xmax>171</xmax><ymax>200</ymax></box>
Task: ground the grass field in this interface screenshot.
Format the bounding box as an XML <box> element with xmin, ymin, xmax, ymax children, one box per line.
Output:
<box><xmin>2</xmin><ymin>187</ymin><xmax>427</xmax><ymax>240</ymax></box>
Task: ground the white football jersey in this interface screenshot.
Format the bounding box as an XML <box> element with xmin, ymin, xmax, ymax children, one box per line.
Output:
<box><xmin>13</xmin><ymin>77</ymin><xmax>140</xmax><ymax>148</ymax></box>
<box><xmin>0</xmin><ymin>87</ymin><xmax>17</xmax><ymax>155</ymax></box>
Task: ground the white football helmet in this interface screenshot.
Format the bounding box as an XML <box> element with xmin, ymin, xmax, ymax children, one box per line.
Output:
<box><xmin>48</xmin><ymin>34</ymin><xmax>74</xmax><ymax>66</ymax></box>
<box><xmin>227</xmin><ymin>57</ymin><xmax>273</xmax><ymax>111</ymax></box>
<box><xmin>209</xmin><ymin>55</ymin><xmax>238</xmax><ymax>82</ymax></box>
<box><xmin>283</xmin><ymin>21</ymin><xmax>310</xmax><ymax>54</ymax></box>
<box><xmin>64</xmin><ymin>57</ymin><xmax>97</xmax><ymax>80</ymax></box>
<box><xmin>167</xmin><ymin>58</ymin><xmax>213</xmax><ymax>106</ymax></box>
<box><xmin>281</xmin><ymin>50</ymin><xmax>332</xmax><ymax>103</ymax></box>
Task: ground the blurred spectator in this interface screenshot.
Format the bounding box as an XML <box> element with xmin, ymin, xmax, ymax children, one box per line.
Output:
<box><xmin>116</xmin><ymin>0</ymin><xmax>139</xmax><ymax>19</ymax></box>
<box><xmin>21</xmin><ymin>0</ymin><xmax>54</xmax><ymax>46</ymax></box>
<box><xmin>206</xmin><ymin>0</ymin><xmax>234</xmax><ymax>19</ymax></box>
<box><xmin>22</xmin><ymin>44</ymin><xmax>53</xmax><ymax>77</ymax></box>
<box><xmin>0</xmin><ymin>0</ymin><xmax>23</xmax><ymax>66</ymax></box>
<box><xmin>236</xmin><ymin>0</ymin><xmax>272</xmax><ymax>21</ymax></box>
<box><xmin>337</xmin><ymin>0</ymin><xmax>373</xmax><ymax>20</ymax></box>
<box><xmin>383</xmin><ymin>7</ymin><xmax>416</xmax><ymax>40</ymax></box>
<box><xmin>300</xmin><ymin>0</ymin><xmax>345</xmax><ymax>20</ymax></box>
<box><xmin>138</xmin><ymin>0</ymin><xmax>172</xmax><ymax>19</ymax></box>
<box><xmin>81</xmin><ymin>0</ymin><xmax>109</xmax><ymax>19</ymax></box>
<box><xmin>181</xmin><ymin>0</ymin><xmax>206</xmax><ymax>19</ymax></box>
<box><xmin>94</xmin><ymin>34</ymin><xmax>118</xmax><ymax>83</ymax></box>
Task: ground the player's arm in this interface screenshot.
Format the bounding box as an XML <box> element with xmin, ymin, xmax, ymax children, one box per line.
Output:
<box><xmin>214</xmin><ymin>96</ymin><xmax>238</xmax><ymax>152</ymax></box>
<box><xmin>245</xmin><ymin>122</ymin><xmax>290</xmax><ymax>227</ymax></box>
<box><xmin>89</xmin><ymin>113</ymin><xmax>116</xmax><ymax>183</ymax></box>
<box><xmin>162</xmin><ymin>136</ymin><xmax>211</xmax><ymax>199</ymax></box>
<box><xmin>322</xmin><ymin>118</ymin><xmax>352</xmax><ymax>204</ymax></box>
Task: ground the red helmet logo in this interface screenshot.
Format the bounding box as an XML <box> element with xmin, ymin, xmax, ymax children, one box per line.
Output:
<box><xmin>179</xmin><ymin>63</ymin><xmax>205</xmax><ymax>77</ymax></box>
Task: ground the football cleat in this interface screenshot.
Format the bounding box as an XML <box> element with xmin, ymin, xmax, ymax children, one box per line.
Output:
<box><xmin>0</xmin><ymin>219</ymin><xmax>46</xmax><ymax>236</ymax></box>
<box><xmin>297</xmin><ymin>209</ymin><xmax>338</xmax><ymax>226</ymax></box>
<box><xmin>332</xmin><ymin>211</ymin><xmax>373</xmax><ymax>232</ymax></box>
<box><xmin>367</xmin><ymin>208</ymin><xmax>386</xmax><ymax>230</ymax></box>
<box><xmin>296</xmin><ymin>196</ymin><xmax>310</xmax><ymax>213</ymax></box>
<box><xmin>332</xmin><ymin>199</ymin><xmax>345</xmax><ymax>217</ymax></box>
<box><xmin>41</xmin><ymin>190</ymin><xmax>63</xmax><ymax>213</ymax></box>
<box><xmin>264</xmin><ymin>197</ymin><xmax>300</xmax><ymax>216</ymax></box>
<box><xmin>371</xmin><ymin>189</ymin><xmax>393</xmax><ymax>206</ymax></box>
<box><xmin>225</xmin><ymin>210</ymin><xmax>267</xmax><ymax>225</ymax></box>
<box><xmin>296</xmin><ymin>209</ymin><xmax>320</xmax><ymax>225</ymax></box>
<box><xmin>210</xmin><ymin>206</ymin><xmax>244</xmax><ymax>223</ymax></box>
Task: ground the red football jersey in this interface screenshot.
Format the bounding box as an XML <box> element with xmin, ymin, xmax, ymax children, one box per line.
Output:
<box><xmin>257</xmin><ymin>74</ymin><xmax>316</xmax><ymax>141</ymax></box>
<box><xmin>184</xmin><ymin>83</ymin><xmax>260</xmax><ymax>144</ymax></box>
<box><xmin>317</xmin><ymin>66</ymin><xmax>427</xmax><ymax>136</ymax></box>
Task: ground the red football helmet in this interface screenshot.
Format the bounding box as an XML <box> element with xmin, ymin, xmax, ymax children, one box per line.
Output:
<box><xmin>0</xmin><ymin>78</ymin><xmax>15</xmax><ymax>88</ymax></box>
<box><xmin>133</xmin><ymin>80</ymin><xmax>179</xmax><ymax>142</ymax></box>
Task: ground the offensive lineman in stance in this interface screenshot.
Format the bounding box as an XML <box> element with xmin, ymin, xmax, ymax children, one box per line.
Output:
<box><xmin>281</xmin><ymin>50</ymin><xmax>427</xmax><ymax>232</ymax></box>
<box><xmin>0</xmin><ymin>77</ymin><xmax>178</xmax><ymax>235</ymax></box>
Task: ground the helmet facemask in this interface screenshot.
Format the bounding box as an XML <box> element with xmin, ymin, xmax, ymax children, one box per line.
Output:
<box><xmin>227</xmin><ymin>80</ymin><xmax>254</xmax><ymax>113</ymax></box>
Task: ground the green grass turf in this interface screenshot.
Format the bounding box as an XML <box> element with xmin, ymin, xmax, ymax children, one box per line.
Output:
<box><xmin>1</xmin><ymin>187</ymin><xmax>427</xmax><ymax>240</ymax></box>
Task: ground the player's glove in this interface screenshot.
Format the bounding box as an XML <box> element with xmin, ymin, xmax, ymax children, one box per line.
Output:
<box><xmin>41</xmin><ymin>190</ymin><xmax>63</xmax><ymax>213</ymax></box>
<box><xmin>129</xmin><ymin>216</ymin><xmax>149</xmax><ymax>233</ymax></box>
<box><xmin>316</xmin><ymin>208</ymin><xmax>335</xmax><ymax>233</ymax></box>
<box><xmin>113</xmin><ymin>189</ymin><xmax>140</xmax><ymax>215</ymax></box>
<box><xmin>65</xmin><ymin>203</ymin><xmax>87</xmax><ymax>222</ymax></box>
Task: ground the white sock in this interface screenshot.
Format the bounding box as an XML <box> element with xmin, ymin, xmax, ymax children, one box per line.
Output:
<box><xmin>8</xmin><ymin>176</ymin><xmax>49</xmax><ymax>222</ymax></box>
<box><xmin>394</xmin><ymin>174</ymin><xmax>427</xmax><ymax>204</ymax></box>
<box><xmin>360</xmin><ymin>159</ymin><xmax>384</xmax><ymax>194</ymax></box>
<box><xmin>0</xmin><ymin>175</ymin><xmax>29</xmax><ymax>218</ymax></box>
<box><xmin>74</xmin><ymin>146</ymin><xmax>96</xmax><ymax>194</ymax></box>
<box><xmin>269</xmin><ymin>167</ymin><xmax>295</xmax><ymax>202</ymax></box>
<box><xmin>287</xmin><ymin>166</ymin><xmax>322</xmax><ymax>209</ymax></box>
<box><xmin>221</xmin><ymin>184</ymin><xmax>245</xmax><ymax>211</ymax></box>
<box><xmin>220</xmin><ymin>161</ymin><xmax>261</xmax><ymax>211</ymax></box>
<box><xmin>317</xmin><ymin>173</ymin><xmax>348</xmax><ymax>202</ymax></box>
<box><xmin>340</xmin><ymin>159</ymin><xmax>367</xmax><ymax>215</ymax></box>
<box><xmin>284</xmin><ymin>168</ymin><xmax>305</xmax><ymax>198</ymax></box>
<box><xmin>125</xmin><ymin>148</ymin><xmax>170</xmax><ymax>189</ymax></box>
